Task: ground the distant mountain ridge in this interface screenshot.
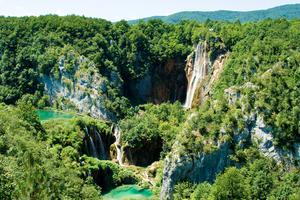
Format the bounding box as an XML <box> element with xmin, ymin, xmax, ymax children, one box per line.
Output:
<box><xmin>128</xmin><ymin>4</ymin><xmax>300</xmax><ymax>24</ymax></box>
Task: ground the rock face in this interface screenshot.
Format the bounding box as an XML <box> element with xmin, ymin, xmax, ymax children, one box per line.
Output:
<box><xmin>42</xmin><ymin>54</ymin><xmax>116</xmax><ymax>120</ymax></box>
<box><xmin>252</xmin><ymin>115</ymin><xmax>300</xmax><ymax>166</ymax></box>
<box><xmin>128</xmin><ymin>59</ymin><xmax>187</xmax><ymax>104</ymax></box>
<box><xmin>120</xmin><ymin>135</ymin><xmax>163</xmax><ymax>167</ymax></box>
<box><xmin>160</xmin><ymin>142</ymin><xmax>232</xmax><ymax>200</ymax></box>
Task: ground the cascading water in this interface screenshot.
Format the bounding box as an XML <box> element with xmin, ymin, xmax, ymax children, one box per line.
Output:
<box><xmin>113</xmin><ymin>125</ymin><xmax>123</xmax><ymax>165</ymax></box>
<box><xmin>89</xmin><ymin>135</ymin><xmax>98</xmax><ymax>158</ymax></box>
<box><xmin>94</xmin><ymin>128</ymin><xmax>106</xmax><ymax>160</ymax></box>
<box><xmin>184</xmin><ymin>43</ymin><xmax>210</xmax><ymax>109</ymax></box>
<box><xmin>84</xmin><ymin>125</ymin><xmax>107</xmax><ymax>160</ymax></box>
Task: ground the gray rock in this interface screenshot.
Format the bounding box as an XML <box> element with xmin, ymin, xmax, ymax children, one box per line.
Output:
<box><xmin>160</xmin><ymin>142</ymin><xmax>231</xmax><ymax>200</ymax></box>
<box><xmin>251</xmin><ymin>115</ymin><xmax>295</xmax><ymax>165</ymax></box>
<box><xmin>293</xmin><ymin>143</ymin><xmax>300</xmax><ymax>162</ymax></box>
<box><xmin>41</xmin><ymin>55</ymin><xmax>115</xmax><ymax>120</ymax></box>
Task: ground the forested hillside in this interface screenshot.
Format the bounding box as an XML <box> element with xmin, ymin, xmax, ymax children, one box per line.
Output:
<box><xmin>129</xmin><ymin>4</ymin><xmax>300</xmax><ymax>24</ymax></box>
<box><xmin>0</xmin><ymin>15</ymin><xmax>299</xmax><ymax>200</ymax></box>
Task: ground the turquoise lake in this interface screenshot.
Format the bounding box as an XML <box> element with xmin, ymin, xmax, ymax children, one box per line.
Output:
<box><xmin>36</xmin><ymin>110</ymin><xmax>74</xmax><ymax>121</ymax></box>
<box><xmin>103</xmin><ymin>185</ymin><xmax>152</xmax><ymax>200</ymax></box>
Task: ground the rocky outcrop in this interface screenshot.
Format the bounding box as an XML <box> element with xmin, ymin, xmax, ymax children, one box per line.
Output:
<box><xmin>224</xmin><ymin>82</ymin><xmax>258</xmax><ymax>105</ymax></box>
<box><xmin>252</xmin><ymin>115</ymin><xmax>300</xmax><ymax>166</ymax></box>
<box><xmin>42</xmin><ymin>53</ymin><xmax>117</xmax><ymax>120</ymax></box>
<box><xmin>224</xmin><ymin>83</ymin><xmax>300</xmax><ymax>165</ymax></box>
<box><xmin>160</xmin><ymin>142</ymin><xmax>232</xmax><ymax>200</ymax></box>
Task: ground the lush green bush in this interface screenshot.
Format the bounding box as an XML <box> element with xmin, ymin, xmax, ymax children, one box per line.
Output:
<box><xmin>120</xmin><ymin>102</ymin><xmax>186</xmax><ymax>157</ymax></box>
<box><xmin>0</xmin><ymin>104</ymin><xmax>103</xmax><ymax>199</ymax></box>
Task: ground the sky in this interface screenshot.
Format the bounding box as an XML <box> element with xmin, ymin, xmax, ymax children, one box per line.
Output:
<box><xmin>0</xmin><ymin>0</ymin><xmax>300</xmax><ymax>22</ymax></box>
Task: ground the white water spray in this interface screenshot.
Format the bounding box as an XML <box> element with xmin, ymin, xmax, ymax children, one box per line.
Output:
<box><xmin>114</xmin><ymin>125</ymin><xmax>123</xmax><ymax>165</ymax></box>
<box><xmin>95</xmin><ymin>128</ymin><xmax>106</xmax><ymax>160</ymax></box>
<box><xmin>184</xmin><ymin>43</ymin><xmax>209</xmax><ymax>109</ymax></box>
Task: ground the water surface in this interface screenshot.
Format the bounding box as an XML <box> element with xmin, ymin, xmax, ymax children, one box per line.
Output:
<box><xmin>103</xmin><ymin>185</ymin><xmax>152</xmax><ymax>200</ymax></box>
<box><xmin>36</xmin><ymin>110</ymin><xmax>74</xmax><ymax>121</ymax></box>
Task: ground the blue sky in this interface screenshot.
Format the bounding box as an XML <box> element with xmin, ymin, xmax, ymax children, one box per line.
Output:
<box><xmin>0</xmin><ymin>0</ymin><xmax>300</xmax><ymax>21</ymax></box>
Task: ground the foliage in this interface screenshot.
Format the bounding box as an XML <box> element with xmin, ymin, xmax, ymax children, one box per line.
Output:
<box><xmin>174</xmin><ymin>158</ymin><xmax>300</xmax><ymax>200</ymax></box>
<box><xmin>173</xmin><ymin>182</ymin><xmax>196</xmax><ymax>200</ymax></box>
<box><xmin>83</xmin><ymin>158</ymin><xmax>138</xmax><ymax>191</ymax></box>
<box><xmin>0</xmin><ymin>104</ymin><xmax>104</xmax><ymax>199</ymax></box>
<box><xmin>120</xmin><ymin>102</ymin><xmax>186</xmax><ymax>157</ymax></box>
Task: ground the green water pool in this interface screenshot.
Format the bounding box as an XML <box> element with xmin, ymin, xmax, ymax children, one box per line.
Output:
<box><xmin>36</xmin><ymin>110</ymin><xmax>74</xmax><ymax>121</ymax></box>
<box><xmin>103</xmin><ymin>185</ymin><xmax>152</xmax><ymax>200</ymax></box>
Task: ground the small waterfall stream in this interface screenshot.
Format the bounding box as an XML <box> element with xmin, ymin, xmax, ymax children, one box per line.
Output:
<box><xmin>89</xmin><ymin>135</ymin><xmax>98</xmax><ymax>158</ymax></box>
<box><xmin>84</xmin><ymin>125</ymin><xmax>107</xmax><ymax>160</ymax></box>
<box><xmin>94</xmin><ymin>128</ymin><xmax>106</xmax><ymax>160</ymax></box>
<box><xmin>184</xmin><ymin>43</ymin><xmax>209</xmax><ymax>109</ymax></box>
<box><xmin>113</xmin><ymin>125</ymin><xmax>123</xmax><ymax>165</ymax></box>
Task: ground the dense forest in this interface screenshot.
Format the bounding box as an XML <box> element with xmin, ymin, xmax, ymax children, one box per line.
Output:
<box><xmin>0</xmin><ymin>15</ymin><xmax>299</xmax><ymax>200</ymax></box>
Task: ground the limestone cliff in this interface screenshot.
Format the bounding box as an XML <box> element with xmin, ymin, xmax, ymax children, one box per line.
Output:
<box><xmin>224</xmin><ymin>83</ymin><xmax>300</xmax><ymax>165</ymax></box>
<box><xmin>160</xmin><ymin>142</ymin><xmax>231</xmax><ymax>200</ymax></box>
<box><xmin>41</xmin><ymin>53</ymin><xmax>117</xmax><ymax>120</ymax></box>
<box><xmin>252</xmin><ymin>115</ymin><xmax>300</xmax><ymax>166</ymax></box>
<box><xmin>128</xmin><ymin>59</ymin><xmax>187</xmax><ymax>104</ymax></box>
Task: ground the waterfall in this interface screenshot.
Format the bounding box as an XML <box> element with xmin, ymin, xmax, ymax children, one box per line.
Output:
<box><xmin>114</xmin><ymin>125</ymin><xmax>123</xmax><ymax>165</ymax></box>
<box><xmin>84</xmin><ymin>125</ymin><xmax>107</xmax><ymax>160</ymax></box>
<box><xmin>88</xmin><ymin>135</ymin><xmax>98</xmax><ymax>158</ymax></box>
<box><xmin>94</xmin><ymin>128</ymin><xmax>106</xmax><ymax>160</ymax></box>
<box><xmin>184</xmin><ymin>43</ymin><xmax>209</xmax><ymax>109</ymax></box>
<box><xmin>84</xmin><ymin>138</ymin><xmax>90</xmax><ymax>156</ymax></box>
